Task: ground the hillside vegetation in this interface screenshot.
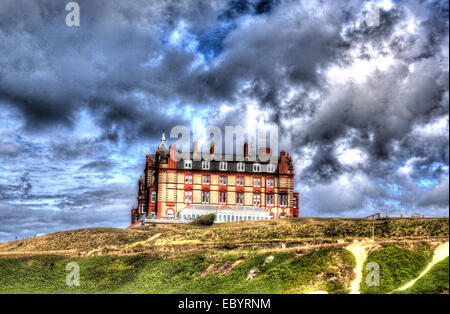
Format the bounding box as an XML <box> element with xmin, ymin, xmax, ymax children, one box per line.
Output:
<box><xmin>0</xmin><ymin>218</ymin><xmax>447</xmax><ymax>257</ymax></box>
<box><xmin>0</xmin><ymin>218</ymin><xmax>448</xmax><ymax>294</ymax></box>
<box><xmin>0</xmin><ymin>248</ymin><xmax>356</xmax><ymax>294</ymax></box>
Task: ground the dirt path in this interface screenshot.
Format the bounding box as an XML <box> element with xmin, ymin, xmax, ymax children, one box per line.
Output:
<box><xmin>395</xmin><ymin>242</ymin><xmax>449</xmax><ymax>292</ymax></box>
<box><xmin>346</xmin><ymin>241</ymin><xmax>375</xmax><ymax>294</ymax></box>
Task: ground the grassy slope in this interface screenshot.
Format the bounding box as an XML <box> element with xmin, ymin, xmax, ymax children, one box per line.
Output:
<box><xmin>0</xmin><ymin>218</ymin><xmax>447</xmax><ymax>257</ymax></box>
<box><xmin>360</xmin><ymin>243</ymin><xmax>433</xmax><ymax>294</ymax></box>
<box><xmin>0</xmin><ymin>248</ymin><xmax>355</xmax><ymax>294</ymax></box>
<box><xmin>397</xmin><ymin>257</ymin><xmax>449</xmax><ymax>294</ymax></box>
<box><xmin>0</xmin><ymin>218</ymin><xmax>447</xmax><ymax>294</ymax></box>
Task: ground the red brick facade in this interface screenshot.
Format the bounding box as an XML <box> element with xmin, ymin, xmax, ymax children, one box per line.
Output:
<box><xmin>131</xmin><ymin>134</ymin><xmax>299</xmax><ymax>224</ymax></box>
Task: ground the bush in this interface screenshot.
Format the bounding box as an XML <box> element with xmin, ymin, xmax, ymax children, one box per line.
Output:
<box><xmin>191</xmin><ymin>214</ymin><xmax>216</xmax><ymax>226</ymax></box>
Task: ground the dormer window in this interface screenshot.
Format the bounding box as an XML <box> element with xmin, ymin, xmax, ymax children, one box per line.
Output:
<box><xmin>253</xmin><ymin>163</ymin><xmax>261</xmax><ymax>172</ymax></box>
<box><xmin>267</xmin><ymin>163</ymin><xmax>276</xmax><ymax>173</ymax></box>
<box><xmin>184</xmin><ymin>160</ymin><xmax>192</xmax><ymax>169</ymax></box>
<box><xmin>202</xmin><ymin>160</ymin><xmax>210</xmax><ymax>170</ymax></box>
<box><xmin>219</xmin><ymin>161</ymin><xmax>227</xmax><ymax>171</ymax></box>
<box><xmin>237</xmin><ymin>162</ymin><xmax>245</xmax><ymax>171</ymax></box>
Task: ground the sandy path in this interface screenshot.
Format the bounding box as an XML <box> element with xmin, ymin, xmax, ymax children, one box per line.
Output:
<box><xmin>396</xmin><ymin>242</ymin><xmax>449</xmax><ymax>292</ymax></box>
<box><xmin>346</xmin><ymin>241</ymin><xmax>374</xmax><ymax>294</ymax></box>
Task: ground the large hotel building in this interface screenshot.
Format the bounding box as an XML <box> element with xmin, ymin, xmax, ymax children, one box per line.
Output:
<box><xmin>130</xmin><ymin>132</ymin><xmax>299</xmax><ymax>224</ymax></box>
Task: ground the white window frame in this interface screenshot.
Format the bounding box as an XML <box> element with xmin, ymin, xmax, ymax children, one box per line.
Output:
<box><xmin>202</xmin><ymin>191</ymin><xmax>210</xmax><ymax>204</ymax></box>
<box><xmin>202</xmin><ymin>160</ymin><xmax>210</xmax><ymax>170</ymax></box>
<box><xmin>184</xmin><ymin>190</ymin><xmax>193</xmax><ymax>203</ymax></box>
<box><xmin>253</xmin><ymin>177</ymin><xmax>261</xmax><ymax>187</ymax></box>
<box><xmin>185</xmin><ymin>174</ymin><xmax>192</xmax><ymax>184</ymax></box>
<box><xmin>266</xmin><ymin>193</ymin><xmax>274</xmax><ymax>206</ymax></box>
<box><xmin>280</xmin><ymin>194</ymin><xmax>288</xmax><ymax>207</ymax></box>
<box><xmin>266</xmin><ymin>178</ymin><xmax>274</xmax><ymax>188</ymax></box>
<box><xmin>219</xmin><ymin>176</ymin><xmax>227</xmax><ymax>186</ymax></box>
<box><xmin>202</xmin><ymin>175</ymin><xmax>210</xmax><ymax>185</ymax></box>
<box><xmin>267</xmin><ymin>163</ymin><xmax>276</xmax><ymax>173</ymax></box>
<box><xmin>253</xmin><ymin>163</ymin><xmax>261</xmax><ymax>172</ymax></box>
<box><xmin>236</xmin><ymin>192</ymin><xmax>244</xmax><ymax>205</ymax></box>
<box><xmin>166</xmin><ymin>209</ymin><xmax>174</xmax><ymax>220</ymax></box>
<box><xmin>219</xmin><ymin>161</ymin><xmax>227</xmax><ymax>171</ymax></box>
<box><xmin>237</xmin><ymin>162</ymin><xmax>245</xmax><ymax>171</ymax></box>
<box><xmin>184</xmin><ymin>160</ymin><xmax>192</xmax><ymax>169</ymax></box>
<box><xmin>219</xmin><ymin>192</ymin><xmax>227</xmax><ymax>204</ymax></box>
<box><xmin>151</xmin><ymin>191</ymin><xmax>156</xmax><ymax>202</ymax></box>
<box><xmin>236</xmin><ymin>177</ymin><xmax>244</xmax><ymax>186</ymax></box>
<box><xmin>253</xmin><ymin>193</ymin><xmax>261</xmax><ymax>206</ymax></box>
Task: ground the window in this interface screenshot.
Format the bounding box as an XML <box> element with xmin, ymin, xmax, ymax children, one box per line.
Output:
<box><xmin>202</xmin><ymin>175</ymin><xmax>210</xmax><ymax>185</ymax></box>
<box><xmin>219</xmin><ymin>176</ymin><xmax>227</xmax><ymax>185</ymax></box>
<box><xmin>184</xmin><ymin>190</ymin><xmax>192</xmax><ymax>203</ymax></box>
<box><xmin>166</xmin><ymin>209</ymin><xmax>174</xmax><ymax>220</ymax></box>
<box><xmin>253</xmin><ymin>193</ymin><xmax>261</xmax><ymax>206</ymax></box>
<box><xmin>293</xmin><ymin>197</ymin><xmax>297</xmax><ymax>209</ymax></box>
<box><xmin>266</xmin><ymin>193</ymin><xmax>274</xmax><ymax>206</ymax></box>
<box><xmin>184</xmin><ymin>160</ymin><xmax>192</xmax><ymax>169</ymax></box>
<box><xmin>236</xmin><ymin>192</ymin><xmax>244</xmax><ymax>205</ymax></box>
<box><xmin>219</xmin><ymin>192</ymin><xmax>227</xmax><ymax>204</ymax></box>
<box><xmin>267</xmin><ymin>163</ymin><xmax>276</xmax><ymax>172</ymax></box>
<box><xmin>151</xmin><ymin>191</ymin><xmax>156</xmax><ymax>202</ymax></box>
<box><xmin>266</xmin><ymin>178</ymin><xmax>274</xmax><ymax>188</ymax></box>
<box><xmin>280</xmin><ymin>194</ymin><xmax>288</xmax><ymax>207</ymax></box>
<box><xmin>253</xmin><ymin>177</ymin><xmax>261</xmax><ymax>187</ymax></box>
<box><xmin>202</xmin><ymin>191</ymin><xmax>210</xmax><ymax>204</ymax></box>
<box><xmin>202</xmin><ymin>160</ymin><xmax>210</xmax><ymax>170</ymax></box>
<box><xmin>253</xmin><ymin>163</ymin><xmax>261</xmax><ymax>172</ymax></box>
<box><xmin>237</xmin><ymin>162</ymin><xmax>245</xmax><ymax>171</ymax></box>
<box><xmin>185</xmin><ymin>175</ymin><xmax>192</xmax><ymax>184</ymax></box>
<box><xmin>236</xmin><ymin>177</ymin><xmax>244</xmax><ymax>186</ymax></box>
<box><xmin>219</xmin><ymin>161</ymin><xmax>227</xmax><ymax>171</ymax></box>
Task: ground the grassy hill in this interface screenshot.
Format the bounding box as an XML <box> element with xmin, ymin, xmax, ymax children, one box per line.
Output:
<box><xmin>0</xmin><ymin>218</ymin><xmax>448</xmax><ymax>294</ymax></box>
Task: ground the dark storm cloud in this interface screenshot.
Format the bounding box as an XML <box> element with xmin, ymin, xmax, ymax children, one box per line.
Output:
<box><xmin>0</xmin><ymin>0</ymin><xmax>217</xmax><ymax>140</ymax></box>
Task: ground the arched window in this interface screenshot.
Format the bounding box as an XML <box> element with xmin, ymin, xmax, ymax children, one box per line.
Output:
<box><xmin>166</xmin><ymin>209</ymin><xmax>175</xmax><ymax>220</ymax></box>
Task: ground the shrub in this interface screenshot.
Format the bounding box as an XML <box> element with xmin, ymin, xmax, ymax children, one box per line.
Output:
<box><xmin>191</xmin><ymin>214</ymin><xmax>216</xmax><ymax>226</ymax></box>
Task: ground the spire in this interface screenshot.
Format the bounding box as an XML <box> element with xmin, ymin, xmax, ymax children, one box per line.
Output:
<box><xmin>250</xmin><ymin>136</ymin><xmax>256</xmax><ymax>156</ymax></box>
<box><xmin>160</xmin><ymin>129</ymin><xmax>168</xmax><ymax>152</ymax></box>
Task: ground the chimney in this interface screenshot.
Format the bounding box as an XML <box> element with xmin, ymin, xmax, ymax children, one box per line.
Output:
<box><xmin>259</xmin><ymin>147</ymin><xmax>271</xmax><ymax>157</ymax></box>
<box><xmin>244</xmin><ymin>142</ymin><xmax>249</xmax><ymax>158</ymax></box>
<box><xmin>279</xmin><ymin>150</ymin><xmax>287</xmax><ymax>174</ymax></box>
<box><xmin>193</xmin><ymin>141</ymin><xmax>198</xmax><ymax>155</ymax></box>
<box><xmin>210</xmin><ymin>141</ymin><xmax>215</xmax><ymax>155</ymax></box>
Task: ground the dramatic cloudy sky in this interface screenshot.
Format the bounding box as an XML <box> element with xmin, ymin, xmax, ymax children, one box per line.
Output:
<box><xmin>0</xmin><ymin>0</ymin><xmax>448</xmax><ymax>241</ymax></box>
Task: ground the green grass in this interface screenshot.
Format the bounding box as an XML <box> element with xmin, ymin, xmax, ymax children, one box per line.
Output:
<box><xmin>360</xmin><ymin>243</ymin><xmax>433</xmax><ymax>294</ymax></box>
<box><xmin>0</xmin><ymin>248</ymin><xmax>355</xmax><ymax>294</ymax></box>
<box><xmin>397</xmin><ymin>257</ymin><xmax>449</xmax><ymax>294</ymax></box>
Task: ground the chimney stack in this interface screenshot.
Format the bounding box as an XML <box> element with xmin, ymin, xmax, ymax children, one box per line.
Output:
<box><xmin>210</xmin><ymin>141</ymin><xmax>215</xmax><ymax>155</ymax></box>
<box><xmin>193</xmin><ymin>141</ymin><xmax>198</xmax><ymax>155</ymax></box>
<box><xmin>244</xmin><ymin>142</ymin><xmax>249</xmax><ymax>158</ymax></box>
<box><xmin>259</xmin><ymin>147</ymin><xmax>271</xmax><ymax>157</ymax></box>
